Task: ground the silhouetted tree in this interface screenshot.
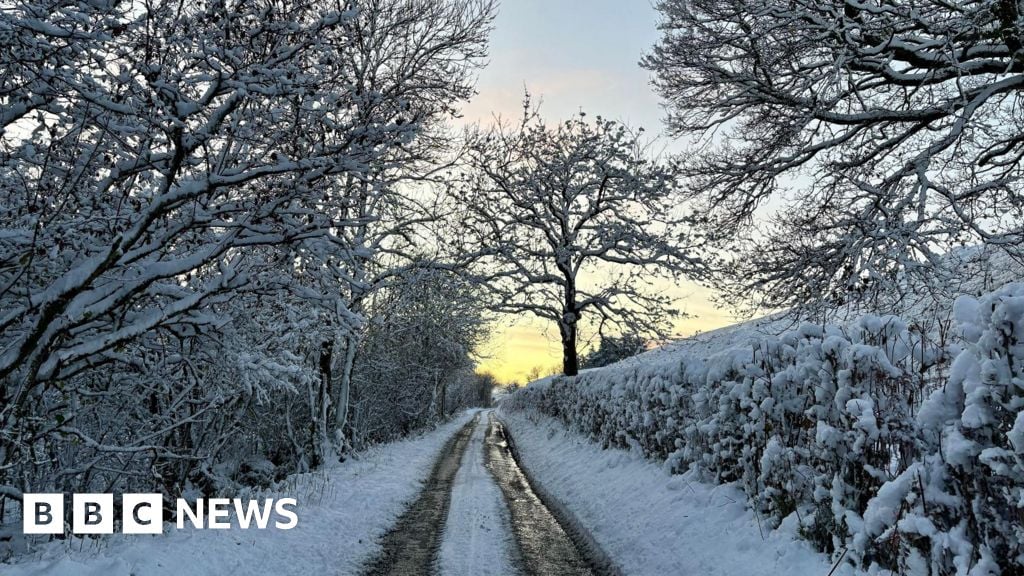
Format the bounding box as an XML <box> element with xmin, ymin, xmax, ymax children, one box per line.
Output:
<box><xmin>581</xmin><ymin>334</ymin><xmax>646</xmax><ymax>369</ymax></box>
<box><xmin>456</xmin><ymin>106</ymin><xmax>709</xmax><ymax>375</ymax></box>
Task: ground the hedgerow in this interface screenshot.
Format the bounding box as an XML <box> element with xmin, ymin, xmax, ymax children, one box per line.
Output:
<box><xmin>506</xmin><ymin>283</ymin><xmax>1024</xmax><ymax>575</ymax></box>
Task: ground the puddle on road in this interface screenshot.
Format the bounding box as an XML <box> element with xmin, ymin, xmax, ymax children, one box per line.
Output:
<box><xmin>484</xmin><ymin>414</ymin><xmax>596</xmax><ymax>576</ymax></box>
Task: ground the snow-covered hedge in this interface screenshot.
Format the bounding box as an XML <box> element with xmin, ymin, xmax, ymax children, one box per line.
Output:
<box><xmin>505</xmin><ymin>283</ymin><xmax>1024</xmax><ymax>575</ymax></box>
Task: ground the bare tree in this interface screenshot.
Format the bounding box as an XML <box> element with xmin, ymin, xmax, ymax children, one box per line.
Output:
<box><xmin>643</xmin><ymin>0</ymin><xmax>1024</xmax><ymax>315</ymax></box>
<box><xmin>456</xmin><ymin>107</ymin><xmax>709</xmax><ymax>376</ymax></box>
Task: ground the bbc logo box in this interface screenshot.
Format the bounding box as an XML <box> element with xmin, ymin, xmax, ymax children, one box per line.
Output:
<box><xmin>22</xmin><ymin>494</ymin><xmax>297</xmax><ymax>534</ymax></box>
<box><xmin>23</xmin><ymin>493</ymin><xmax>163</xmax><ymax>535</ymax></box>
<box><xmin>22</xmin><ymin>494</ymin><xmax>63</xmax><ymax>535</ymax></box>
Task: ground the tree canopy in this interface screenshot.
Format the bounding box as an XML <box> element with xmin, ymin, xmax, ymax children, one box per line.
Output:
<box><xmin>644</xmin><ymin>0</ymin><xmax>1024</xmax><ymax>314</ymax></box>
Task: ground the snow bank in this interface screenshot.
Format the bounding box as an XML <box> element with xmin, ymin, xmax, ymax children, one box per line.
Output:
<box><xmin>1</xmin><ymin>412</ymin><xmax>477</xmax><ymax>576</ymax></box>
<box><xmin>505</xmin><ymin>283</ymin><xmax>1024</xmax><ymax>575</ymax></box>
<box><xmin>500</xmin><ymin>408</ymin><xmax>859</xmax><ymax>576</ymax></box>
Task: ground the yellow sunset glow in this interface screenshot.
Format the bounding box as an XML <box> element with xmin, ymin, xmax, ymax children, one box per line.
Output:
<box><xmin>476</xmin><ymin>279</ymin><xmax>737</xmax><ymax>384</ymax></box>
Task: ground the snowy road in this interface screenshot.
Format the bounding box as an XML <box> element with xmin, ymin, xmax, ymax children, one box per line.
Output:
<box><xmin>363</xmin><ymin>414</ymin><xmax>481</xmax><ymax>576</ymax></box>
<box><xmin>482</xmin><ymin>413</ymin><xmax>606</xmax><ymax>576</ymax></box>
<box><xmin>1</xmin><ymin>407</ymin><xmax>868</xmax><ymax>576</ymax></box>
<box><xmin>363</xmin><ymin>410</ymin><xmax>610</xmax><ymax>576</ymax></box>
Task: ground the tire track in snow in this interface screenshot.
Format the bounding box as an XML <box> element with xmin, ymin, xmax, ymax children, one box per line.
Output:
<box><xmin>363</xmin><ymin>410</ymin><xmax>614</xmax><ymax>576</ymax></box>
<box><xmin>362</xmin><ymin>414</ymin><xmax>479</xmax><ymax>576</ymax></box>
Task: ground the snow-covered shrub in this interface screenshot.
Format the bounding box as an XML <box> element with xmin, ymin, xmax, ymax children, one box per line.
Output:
<box><xmin>507</xmin><ymin>286</ymin><xmax>1024</xmax><ymax>574</ymax></box>
<box><xmin>861</xmin><ymin>285</ymin><xmax>1024</xmax><ymax>575</ymax></box>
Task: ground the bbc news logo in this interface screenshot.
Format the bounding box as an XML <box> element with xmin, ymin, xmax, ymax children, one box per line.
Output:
<box><xmin>23</xmin><ymin>494</ymin><xmax>298</xmax><ymax>534</ymax></box>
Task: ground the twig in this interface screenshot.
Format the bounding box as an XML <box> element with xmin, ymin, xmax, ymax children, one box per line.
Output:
<box><xmin>826</xmin><ymin>548</ymin><xmax>848</xmax><ymax>576</ymax></box>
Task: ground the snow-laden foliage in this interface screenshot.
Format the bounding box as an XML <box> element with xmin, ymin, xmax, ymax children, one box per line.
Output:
<box><xmin>643</xmin><ymin>0</ymin><xmax>1024</xmax><ymax>316</ymax></box>
<box><xmin>0</xmin><ymin>0</ymin><xmax>495</xmax><ymax>540</ymax></box>
<box><xmin>507</xmin><ymin>283</ymin><xmax>1024</xmax><ymax>575</ymax></box>
<box><xmin>348</xmin><ymin>269</ymin><xmax>492</xmax><ymax>447</ymax></box>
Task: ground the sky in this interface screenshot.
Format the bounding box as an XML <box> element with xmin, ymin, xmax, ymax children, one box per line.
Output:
<box><xmin>461</xmin><ymin>0</ymin><xmax>737</xmax><ymax>383</ymax></box>
<box><xmin>459</xmin><ymin>0</ymin><xmax>666</xmax><ymax>131</ymax></box>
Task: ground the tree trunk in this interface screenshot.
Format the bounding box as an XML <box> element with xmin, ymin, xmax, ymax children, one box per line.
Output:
<box><xmin>438</xmin><ymin>375</ymin><xmax>447</xmax><ymax>419</ymax></box>
<box><xmin>311</xmin><ymin>337</ymin><xmax>333</xmax><ymax>468</ymax></box>
<box><xmin>560</xmin><ymin>271</ymin><xmax>580</xmax><ymax>376</ymax></box>
<box><xmin>559</xmin><ymin>318</ymin><xmax>579</xmax><ymax>376</ymax></box>
<box><xmin>334</xmin><ymin>176</ymin><xmax>367</xmax><ymax>458</ymax></box>
<box><xmin>333</xmin><ymin>333</ymin><xmax>357</xmax><ymax>456</ymax></box>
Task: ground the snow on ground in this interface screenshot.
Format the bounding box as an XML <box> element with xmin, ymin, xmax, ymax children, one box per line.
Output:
<box><xmin>500</xmin><ymin>408</ymin><xmax>863</xmax><ymax>576</ymax></box>
<box><xmin>2</xmin><ymin>411</ymin><xmax>478</xmax><ymax>576</ymax></box>
<box><xmin>439</xmin><ymin>412</ymin><xmax>515</xmax><ymax>576</ymax></box>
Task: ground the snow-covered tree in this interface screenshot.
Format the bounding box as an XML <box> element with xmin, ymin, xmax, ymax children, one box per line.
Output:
<box><xmin>348</xmin><ymin>268</ymin><xmax>489</xmax><ymax>446</ymax></box>
<box><xmin>0</xmin><ymin>0</ymin><xmax>495</xmax><ymax>518</ymax></box>
<box><xmin>456</xmin><ymin>107</ymin><xmax>709</xmax><ymax>376</ymax></box>
<box><xmin>281</xmin><ymin>0</ymin><xmax>495</xmax><ymax>462</ymax></box>
<box><xmin>643</xmin><ymin>0</ymin><xmax>1024</xmax><ymax>315</ymax></box>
